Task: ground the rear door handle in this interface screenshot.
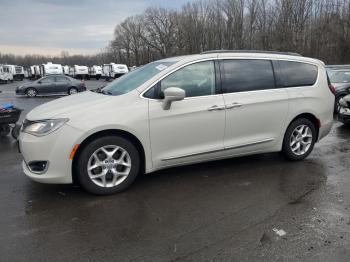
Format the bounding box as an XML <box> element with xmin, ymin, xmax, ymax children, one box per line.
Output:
<box><xmin>226</xmin><ymin>102</ymin><xmax>243</xmax><ymax>109</ymax></box>
<box><xmin>207</xmin><ymin>105</ymin><xmax>226</xmax><ymax>111</ymax></box>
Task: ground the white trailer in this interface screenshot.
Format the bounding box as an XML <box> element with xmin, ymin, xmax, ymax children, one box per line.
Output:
<box><xmin>0</xmin><ymin>65</ymin><xmax>14</xmax><ymax>83</ymax></box>
<box><xmin>39</xmin><ymin>62</ymin><xmax>63</xmax><ymax>76</ymax></box>
<box><xmin>4</xmin><ymin>65</ymin><xmax>24</xmax><ymax>81</ymax></box>
<box><xmin>29</xmin><ymin>65</ymin><xmax>40</xmax><ymax>79</ymax></box>
<box><xmin>88</xmin><ymin>65</ymin><xmax>102</xmax><ymax>80</ymax></box>
<box><xmin>70</xmin><ymin>65</ymin><xmax>88</xmax><ymax>79</ymax></box>
<box><xmin>62</xmin><ymin>65</ymin><xmax>70</xmax><ymax>75</ymax></box>
<box><xmin>102</xmin><ymin>63</ymin><xmax>129</xmax><ymax>80</ymax></box>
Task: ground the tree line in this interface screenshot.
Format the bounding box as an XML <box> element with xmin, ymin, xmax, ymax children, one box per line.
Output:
<box><xmin>1</xmin><ymin>0</ymin><xmax>350</xmax><ymax>67</ymax></box>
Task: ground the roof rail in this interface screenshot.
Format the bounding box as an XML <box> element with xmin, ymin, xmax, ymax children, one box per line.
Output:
<box><xmin>200</xmin><ymin>50</ymin><xmax>302</xmax><ymax>57</ymax></box>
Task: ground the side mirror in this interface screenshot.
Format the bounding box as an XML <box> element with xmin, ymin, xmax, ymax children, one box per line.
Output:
<box><xmin>162</xmin><ymin>87</ymin><xmax>186</xmax><ymax>110</ymax></box>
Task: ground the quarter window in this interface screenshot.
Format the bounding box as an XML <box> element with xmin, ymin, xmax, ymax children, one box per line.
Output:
<box><xmin>279</xmin><ymin>61</ymin><xmax>318</xmax><ymax>87</ymax></box>
<box><xmin>160</xmin><ymin>61</ymin><xmax>216</xmax><ymax>98</ymax></box>
<box><xmin>221</xmin><ymin>60</ymin><xmax>275</xmax><ymax>93</ymax></box>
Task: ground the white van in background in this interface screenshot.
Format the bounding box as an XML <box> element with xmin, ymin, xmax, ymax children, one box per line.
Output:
<box><xmin>102</xmin><ymin>63</ymin><xmax>129</xmax><ymax>80</ymax></box>
<box><xmin>0</xmin><ymin>65</ymin><xmax>14</xmax><ymax>83</ymax></box>
<box><xmin>70</xmin><ymin>65</ymin><xmax>88</xmax><ymax>79</ymax></box>
<box><xmin>39</xmin><ymin>62</ymin><xmax>63</xmax><ymax>76</ymax></box>
<box><xmin>88</xmin><ymin>65</ymin><xmax>102</xmax><ymax>80</ymax></box>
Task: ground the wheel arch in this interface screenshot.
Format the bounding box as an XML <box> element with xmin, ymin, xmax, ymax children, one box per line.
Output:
<box><xmin>71</xmin><ymin>129</ymin><xmax>146</xmax><ymax>184</ymax></box>
<box><xmin>288</xmin><ymin>113</ymin><xmax>320</xmax><ymax>140</ymax></box>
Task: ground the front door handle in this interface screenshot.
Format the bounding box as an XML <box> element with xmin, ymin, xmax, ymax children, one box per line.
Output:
<box><xmin>207</xmin><ymin>105</ymin><xmax>226</xmax><ymax>111</ymax></box>
<box><xmin>226</xmin><ymin>102</ymin><xmax>243</xmax><ymax>109</ymax></box>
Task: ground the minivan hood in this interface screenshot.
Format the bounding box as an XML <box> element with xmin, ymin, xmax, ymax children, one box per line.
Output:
<box><xmin>333</xmin><ymin>83</ymin><xmax>350</xmax><ymax>90</ymax></box>
<box><xmin>26</xmin><ymin>91</ymin><xmax>112</xmax><ymax>120</ymax></box>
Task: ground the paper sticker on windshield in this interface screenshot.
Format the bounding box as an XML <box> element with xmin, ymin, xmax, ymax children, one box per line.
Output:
<box><xmin>155</xmin><ymin>64</ymin><xmax>168</xmax><ymax>71</ymax></box>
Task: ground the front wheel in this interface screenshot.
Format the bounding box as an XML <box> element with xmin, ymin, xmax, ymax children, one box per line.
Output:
<box><xmin>77</xmin><ymin>136</ymin><xmax>140</xmax><ymax>195</ymax></box>
<box><xmin>0</xmin><ymin>125</ymin><xmax>11</xmax><ymax>137</ymax></box>
<box><xmin>26</xmin><ymin>88</ymin><xmax>37</xmax><ymax>97</ymax></box>
<box><xmin>68</xmin><ymin>87</ymin><xmax>78</xmax><ymax>95</ymax></box>
<box><xmin>282</xmin><ymin>118</ymin><xmax>316</xmax><ymax>161</ymax></box>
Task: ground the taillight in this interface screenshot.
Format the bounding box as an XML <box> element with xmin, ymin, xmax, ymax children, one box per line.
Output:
<box><xmin>329</xmin><ymin>84</ymin><xmax>336</xmax><ymax>95</ymax></box>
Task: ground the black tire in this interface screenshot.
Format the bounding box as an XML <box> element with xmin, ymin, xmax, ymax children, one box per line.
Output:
<box><xmin>282</xmin><ymin>118</ymin><xmax>317</xmax><ymax>161</ymax></box>
<box><xmin>0</xmin><ymin>125</ymin><xmax>11</xmax><ymax>137</ymax></box>
<box><xmin>77</xmin><ymin>136</ymin><xmax>140</xmax><ymax>195</ymax></box>
<box><xmin>68</xmin><ymin>87</ymin><xmax>78</xmax><ymax>95</ymax></box>
<box><xmin>11</xmin><ymin>124</ymin><xmax>21</xmax><ymax>139</ymax></box>
<box><xmin>26</xmin><ymin>87</ymin><xmax>37</xmax><ymax>97</ymax></box>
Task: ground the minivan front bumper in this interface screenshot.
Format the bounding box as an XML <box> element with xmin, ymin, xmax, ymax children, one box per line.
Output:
<box><xmin>19</xmin><ymin>124</ymin><xmax>83</xmax><ymax>184</ymax></box>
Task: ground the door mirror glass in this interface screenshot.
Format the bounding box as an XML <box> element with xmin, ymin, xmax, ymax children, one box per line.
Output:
<box><xmin>162</xmin><ymin>87</ymin><xmax>185</xmax><ymax>110</ymax></box>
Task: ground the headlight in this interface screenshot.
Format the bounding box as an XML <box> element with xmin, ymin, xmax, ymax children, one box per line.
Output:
<box><xmin>22</xmin><ymin>118</ymin><xmax>69</xmax><ymax>136</ymax></box>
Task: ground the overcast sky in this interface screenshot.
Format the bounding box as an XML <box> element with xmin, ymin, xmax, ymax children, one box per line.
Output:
<box><xmin>0</xmin><ymin>0</ymin><xmax>191</xmax><ymax>56</ymax></box>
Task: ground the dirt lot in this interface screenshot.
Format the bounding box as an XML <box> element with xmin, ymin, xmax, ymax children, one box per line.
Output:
<box><xmin>1</xmin><ymin>79</ymin><xmax>350</xmax><ymax>262</ymax></box>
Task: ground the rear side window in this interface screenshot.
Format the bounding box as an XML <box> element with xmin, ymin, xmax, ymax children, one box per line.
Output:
<box><xmin>279</xmin><ymin>61</ymin><xmax>318</xmax><ymax>87</ymax></box>
<box><xmin>221</xmin><ymin>60</ymin><xmax>275</xmax><ymax>93</ymax></box>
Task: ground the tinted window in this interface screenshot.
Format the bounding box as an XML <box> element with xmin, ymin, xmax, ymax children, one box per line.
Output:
<box><xmin>279</xmin><ymin>61</ymin><xmax>318</xmax><ymax>87</ymax></box>
<box><xmin>40</xmin><ymin>77</ymin><xmax>55</xmax><ymax>83</ymax></box>
<box><xmin>103</xmin><ymin>61</ymin><xmax>175</xmax><ymax>96</ymax></box>
<box><xmin>56</xmin><ymin>76</ymin><xmax>69</xmax><ymax>82</ymax></box>
<box><xmin>329</xmin><ymin>71</ymin><xmax>350</xmax><ymax>83</ymax></box>
<box><xmin>160</xmin><ymin>61</ymin><xmax>216</xmax><ymax>98</ymax></box>
<box><xmin>221</xmin><ymin>60</ymin><xmax>275</xmax><ymax>93</ymax></box>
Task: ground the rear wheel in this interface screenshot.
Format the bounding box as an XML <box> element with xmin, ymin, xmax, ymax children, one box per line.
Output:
<box><xmin>282</xmin><ymin>118</ymin><xmax>316</xmax><ymax>161</ymax></box>
<box><xmin>26</xmin><ymin>88</ymin><xmax>37</xmax><ymax>97</ymax></box>
<box><xmin>77</xmin><ymin>136</ymin><xmax>140</xmax><ymax>195</ymax></box>
<box><xmin>68</xmin><ymin>87</ymin><xmax>78</xmax><ymax>95</ymax></box>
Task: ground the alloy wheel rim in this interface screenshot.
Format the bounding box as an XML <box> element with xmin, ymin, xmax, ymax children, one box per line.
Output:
<box><xmin>70</xmin><ymin>89</ymin><xmax>77</xmax><ymax>94</ymax></box>
<box><xmin>87</xmin><ymin>145</ymin><xmax>131</xmax><ymax>188</ymax></box>
<box><xmin>290</xmin><ymin>124</ymin><xmax>313</xmax><ymax>156</ymax></box>
<box><xmin>28</xmin><ymin>89</ymin><xmax>36</xmax><ymax>97</ymax></box>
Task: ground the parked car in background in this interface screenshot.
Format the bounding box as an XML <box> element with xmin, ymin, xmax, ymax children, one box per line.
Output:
<box><xmin>338</xmin><ymin>95</ymin><xmax>350</xmax><ymax>126</ymax></box>
<box><xmin>88</xmin><ymin>65</ymin><xmax>102</xmax><ymax>80</ymax></box>
<box><xmin>328</xmin><ymin>69</ymin><xmax>350</xmax><ymax>113</ymax></box>
<box><xmin>15</xmin><ymin>75</ymin><xmax>86</xmax><ymax>97</ymax></box>
<box><xmin>0</xmin><ymin>65</ymin><xmax>14</xmax><ymax>83</ymax></box>
<box><xmin>69</xmin><ymin>65</ymin><xmax>88</xmax><ymax>79</ymax></box>
<box><xmin>39</xmin><ymin>62</ymin><xmax>63</xmax><ymax>76</ymax></box>
<box><xmin>102</xmin><ymin>63</ymin><xmax>129</xmax><ymax>80</ymax></box>
<box><xmin>18</xmin><ymin>51</ymin><xmax>334</xmax><ymax>195</ymax></box>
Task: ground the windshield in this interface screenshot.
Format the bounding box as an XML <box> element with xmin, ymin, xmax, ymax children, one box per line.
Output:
<box><xmin>329</xmin><ymin>71</ymin><xmax>350</xmax><ymax>83</ymax></box>
<box><xmin>102</xmin><ymin>61</ymin><xmax>175</xmax><ymax>95</ymax></box>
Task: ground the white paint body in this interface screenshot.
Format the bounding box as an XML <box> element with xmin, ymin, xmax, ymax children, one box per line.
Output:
<box><xmin>88</xmin><ymin>65</ymin><xmax>102</xmax><ymax>77</ymax></box>
<box><xmin>102</xmin><ymin>63</ymin><xmax>129</xmax><ymax>78</ymax></box>
<box><xmin>19</xmin><ymin>52</ymin><xmax>334</xmax><ymax>184</ymax></box>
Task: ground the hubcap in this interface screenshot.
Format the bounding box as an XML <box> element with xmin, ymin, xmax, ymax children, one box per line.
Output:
<box><xmin>27</xmin><ymin>89</ymin><xmax>36</xmax><ymax>97</ymax></box>
<box><xmin>290</xmin><ymin>125</ymin><xmax>313</xmax><ymax>156</ymax></box>
<box><xmin>70</xmin><ymin>89</ymin><xmax>77</xmax><ymax>94</ymax></box>
<box><xmin>87</xmin><ymin>145</ymin><xmax>131</xmax><ymax>188</ymax></box>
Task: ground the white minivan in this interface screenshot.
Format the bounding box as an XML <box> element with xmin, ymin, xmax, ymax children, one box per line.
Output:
<box><xmin>19</xmin><ymin>51</ymin><xmax>335</xmax><ymax>195</ymax></box>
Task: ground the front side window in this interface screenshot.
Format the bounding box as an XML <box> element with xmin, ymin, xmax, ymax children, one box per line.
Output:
<box><xmin>160</xmin><ymin>61</ymin><xmax>216</xmax><ymax>98</ymax></box>
<box><xmin>279</xmin><ymin>61</ymin><xmax>318</xmax><ymax>87</ymax></box>
<box><xmin>221</xmin><ymin>60</ymin><xmax>275</xmax><ymax>93</ymax></box>
<box><xmin>40</xmin><ymin>77</ymin><xmax>55</xmax><ymax>83</ymax></box>
<box><xmin>102</xmin><ymin>61</ymin><xmax>175</xmax><ymax>96</ymax></box>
